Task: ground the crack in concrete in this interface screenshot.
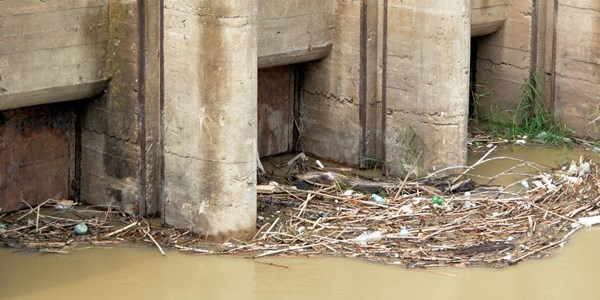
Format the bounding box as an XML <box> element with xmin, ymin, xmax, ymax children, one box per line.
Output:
<box><xmin>304</xmin><ymin>89</ymin><xmax>357</xmax><ymax>104</ymax></box>
<box><xmin>164</xmin><ymin>3</ymin><xmax>253</xmax><ymax>19</ymax></box>
<box><xmin>419</xmin><ymin>120</ymin><xmax>461</xmax><ymax>127</ymax></box>
<box><xmin>559</xmin><ymin>3</ymin><xmax>600</xmax><ymax>14</ymax></box>
<box><xmin>165</xmin><ymin>150</ymin><xmax>252</xmax><ymax>165</ymax></box>
<box><xmin>82</xmin><ymin>126</ymin><xmax>138</xmax><ymax>145</ymax></box>
<box><xmin>555</xmin><ymin>72</ymin><xmax>599</xmax><ymax>86</ymax></box>
<box><xmin>387</xmin><ymin>108</ymin><xmax>464</xmax><ymax>120</ymax></box>
<box><xmin>478</xmin><ymin>58</ymin><xmax>529</xmax><ymax>71</ymax></box>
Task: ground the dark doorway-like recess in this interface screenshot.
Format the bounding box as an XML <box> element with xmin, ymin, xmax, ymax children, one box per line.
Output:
<box><xmin>257</xmin><ymin>65</ymin><xmax>296</xmax><ymax>158</ymax></box>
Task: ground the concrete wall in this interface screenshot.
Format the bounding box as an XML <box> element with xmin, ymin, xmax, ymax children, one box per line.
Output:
<box><xmin>255</xmin><ymin>0</ymin><xmax>335</xmax><ymax>158</ymax></box>
<box><xmin>0</xmin><ymin>1</ymin><xmax>160</xmax><ymax>215</ymax></box>
<box><xmin>300</xmin><ymin>0</ymin><xmax>379</xmax><ymax>167</ymax></box>
<box><xmin>0</xmin><ymin>1</ymin><xmax>109</xmax><ymax>110</ymax></box>
<box><xmin>552</xmin><ymin>0</ymin><xmax>600</xmax><ymax>138</ymax></box>
<box><xmin>80</xmin><ymin>0</ymin><xmax>161</xmax><ymax>216</ymax></box>
<box><xmin>384</xmin><ymin>1</ymin><xmax>471</xmax><ymax>175</ymax></box>
<box><xmin>475</xmin><ymin>1</ymin><xmax>533</xmax><ymax>118</ymax></box>
<box><xmin>474</xmin><ymin>0</ymin><xmax>600</xmax><ymax>139</ymax></box>
<box><xmin>162</xmin><ymin>0</ymin><xmax>257</xmax><ymax>237</ymax></box>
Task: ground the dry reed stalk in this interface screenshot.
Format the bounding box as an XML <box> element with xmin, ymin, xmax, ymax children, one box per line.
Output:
<box><xmin>104</xmin><ymin>221</ymin><xmax>139</xmax><ymax>238</ymax></box>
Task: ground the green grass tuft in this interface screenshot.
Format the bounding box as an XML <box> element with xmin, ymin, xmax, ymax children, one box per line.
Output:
<box><xmin>475</xmin><ymin>74</ymin><xmax>573</xmax><ymax>146</ymax></box>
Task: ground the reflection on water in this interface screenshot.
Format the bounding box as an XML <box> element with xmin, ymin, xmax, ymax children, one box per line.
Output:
<box><xmin>468</xmin><ymin>145</ymin><xmax>598</xmax><ymax>187</ymax></box>
<box><xmin>1</xmin><ymin>227</ymin><xmax>600</xmax><ymax>300</ymax></box>
<box><xmin>2</xmin><ymin>145</ymin><xmax>600</xmax><ymax>300</ymax></box>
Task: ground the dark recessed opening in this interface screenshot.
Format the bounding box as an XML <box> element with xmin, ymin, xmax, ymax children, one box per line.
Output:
<box><xmin>469</xmin><ymin>37</ymin><xmax>480</xmax><ymax>119</ymax></box>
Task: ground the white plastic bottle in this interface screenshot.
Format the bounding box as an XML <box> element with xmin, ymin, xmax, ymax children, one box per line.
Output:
<box><xmin>464</xmin><ymin>191</ymin><xmax>472</xmax><ymax>209</ymax></box>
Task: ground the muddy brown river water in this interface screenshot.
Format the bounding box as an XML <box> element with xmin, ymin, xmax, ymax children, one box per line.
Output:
<box><xmin>2</xmin><ymin>145</ymin><xmax>600</xmax><ymax>300</ymax></box>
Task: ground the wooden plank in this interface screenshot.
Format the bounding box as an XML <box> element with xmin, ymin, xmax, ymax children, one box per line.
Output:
<box><xmin>257</xmin><ymin>66</ymin><xmax>294</xmax><ymax>157</ymax></box>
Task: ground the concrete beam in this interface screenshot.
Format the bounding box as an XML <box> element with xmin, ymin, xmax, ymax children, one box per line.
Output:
<box><xmin>0</xmin><ymin>1</ymin><xmax>109</xmax><ymax>111</ymax></box>
<box><xmin>471</xmin><ymin>0</ymin><xmax>508</xmax><ymax>37</ymax></box>
<box><xmin>257</xmin><ymin>44</ymin><xmax>332</xmax><ymax>69</ymax></box>
<box><xmin>257</xmin><ymin>0</ymin><xmax>334</xmax><ymax>68</ymax></box>
<box><xmin>0</xmin><ymin>81</ymin><xmax>107</xmax><ymax>111</ymax></box>
<box><xmin>163</xmin><ymin>0</ymin><xmax>258</xmax><ymax>237</ymax></box>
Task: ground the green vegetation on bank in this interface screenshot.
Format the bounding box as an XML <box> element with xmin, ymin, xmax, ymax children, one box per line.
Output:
<box><xmin>472</xmin><ymin>74</ymin><xmax>573</xmax><ymax>146</ymax></box>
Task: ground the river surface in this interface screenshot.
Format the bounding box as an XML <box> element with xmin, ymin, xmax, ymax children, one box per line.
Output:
<box><xmin>2</xmin><ymin>145</ymin><xmax>600</xmax><ymax>300</ymax></box>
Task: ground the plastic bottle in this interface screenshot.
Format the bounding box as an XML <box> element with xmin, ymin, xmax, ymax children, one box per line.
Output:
<box><xmin>315</xmin><ymin>160</ymin><xmax>325</xmax><ymax>169</ymax></box>
<box><xmin>432</xmin><ymin>195</ymin><xmax>444</xmax><ymax>205</ymax></box>
<box><xmin>371</xmin><ymin>194</ymin><xmax>387</xmax><ymax>204</ymax></box>
<box><xmin>464</xmin><ymin>191</ymin><xmax>472</xmax><ymax>209</ymax></box>
<box><xmin>74</xmin><ymin>223</ymin><xmax>88</xmax><ymax>235</ymax></box>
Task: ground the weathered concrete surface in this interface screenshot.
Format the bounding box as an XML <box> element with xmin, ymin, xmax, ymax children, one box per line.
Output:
<box><xmin>163</xmin><ymin>0</ymin><xmax>257</xmax><ymax>237</ymax></box>
<box><xmin>384</xmin><ymin>1</ymin><xmax>470</xmax><ymax>175</ymax></box>
<box><xmin>474</xmin><ymin>0</ymin><xmax>600</xmax><ymax>139</ymax></box>
<box><xmin>0</xmin><ymin>1</ymin><xmax>109</xmax><ymax>111</ymax></box>
<box><xmin>471</xmin><ymin>0</ymin><xmax>508</xmax><ymax>37</ymax></box>
<box><xmin>257</xmin><ymin>66</ymin><xmax>294</xmax><ymax>157</ymax></box>
<box><xmin>475</xmin><ymin>1</ymin><xmax>533</xmax><ymax>118</ymax></box>
<box><xmin>80</xmin><ymin>0</ymin><xmax>161</xmax><ymax>216</ymax></box>
<box><xmin>300</xmin><ymin>0</ymin><xmax>379</xmax><ymax>167</ymax></box>
<box><xmin>257</xmin><ymin>0</ymin><xmax>334</xmax><ymax>68</ymax></box>
<box><xmin>0</xmin><ymin>103</ymin><xmax>76</xmax><ymax>212</ymax></box>
<box><xmin>552</xmin><ymin>0</ymin><xmax>600</xmax><ymax>138</ymax></box>
<box><xmin>0</xmin><ymin>1</ymin><xmax>110</xmax><ymax>213</ymax></box>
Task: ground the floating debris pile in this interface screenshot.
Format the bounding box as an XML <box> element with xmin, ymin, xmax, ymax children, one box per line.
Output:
<box><xmin>245</xmin><ymin>155</ymin><xmax>600</xmax><ymax>267</ymax></box>
<box><xmin>1</xmin><ymin>156</ymin><xmax>599</xmax><ymax>268</ymax></box>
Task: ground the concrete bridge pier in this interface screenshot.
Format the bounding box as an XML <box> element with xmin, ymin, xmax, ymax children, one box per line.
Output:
<box><xmin>384</xmin><ymin>0</ymin><xmax>471</xmax><ymax>175</ymax></box>
<box><xmin>162</xmin><ymin>0</ymin><xmax>258</xmax><ymax>237</ymax></box>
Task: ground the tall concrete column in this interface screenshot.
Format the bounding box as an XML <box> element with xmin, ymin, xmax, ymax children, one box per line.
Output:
<box><xmin>163</xmin><ymin>0</ymin><xmax>258</xmax><ymax>237</ymax></box>
<box><xmin>384</xmin><ymin>1</ymin><xmax>470</xmax><ymax>175</ymax></box>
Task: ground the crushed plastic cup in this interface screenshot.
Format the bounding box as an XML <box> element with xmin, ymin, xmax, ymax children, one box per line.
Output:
<box><xmin>399</xmin><ymin>204</ymin><xmax>413</xmax><ymax>214</ymax></box>
<box><xmin>535</xmin><ymin>131</ymin><xmax>548</xmax><ymax>140</ymax></box>
<box><xmin>567</xmin><ymin>163</ymin><xmax>578</xmax><ymax>176</ymax></box>
<box><xmin>532</xmin><ymin>180</ymin><xmax>544</xmax><ymax>189</ymax></box>
<box><xmin>577</xmin><ymin>215</ymin><xmax>600</xmax><ymax>227</ymax></box>
<box><xmin>502</xmin><ymin>254</ymin><xmax>513</xmax><ymax>262</ymax></box>
<box><xmin>399</xmin><ymin>226</ymin><xmax>410</xmax><ymax>238</ymax></box>
<box><xmin>579</xmin><ymin>161</ymin><xmax>591</xmax><ymax>176</ymax></box>
<box><xmin>353</xmin><ymin>231</ymin><xmax>383</xmax><ymax>246</ymax></box>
